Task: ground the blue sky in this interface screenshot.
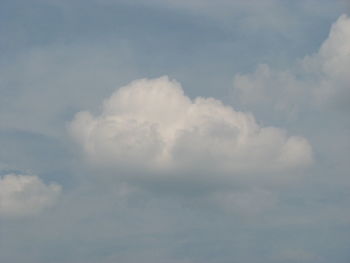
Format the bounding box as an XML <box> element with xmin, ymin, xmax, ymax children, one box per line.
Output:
<box><xmin>1</xmin><ymin>1</ymin><xmax>350</xmax><ymax>262</ymax></box>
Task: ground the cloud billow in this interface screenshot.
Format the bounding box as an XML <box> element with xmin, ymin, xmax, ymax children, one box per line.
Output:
<box><xmin>70</xmin><ymin>76</ymin><xmax>312</xmax><ymax>175</ymax></box>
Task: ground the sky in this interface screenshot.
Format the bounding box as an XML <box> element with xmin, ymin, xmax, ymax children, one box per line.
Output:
<box><xmin>0</xmin><ymin>0</ymin><xmax>350</xmax><ymax>262</ymax></box>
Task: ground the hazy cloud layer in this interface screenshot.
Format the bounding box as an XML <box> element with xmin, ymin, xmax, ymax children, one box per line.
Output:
<box><xmin>0</xmin><ymin>174</ymin><xmax>61</xmax><ymax>217</ymax></box>
<box><xmin>1</xmin><ymin>1</ymin><xmax>349</xmax><ymax>262</ymax></box>
<box><xmin>70</xmin><ymin>76</ymin><xmax>312</xmax><ymax>174</ymax></box>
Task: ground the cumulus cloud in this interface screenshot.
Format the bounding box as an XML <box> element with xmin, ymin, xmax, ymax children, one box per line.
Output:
<box><xmin>0</xmin><ymin>174</ymin><xmax>61</xmax><ymax>217</ymax></box>
<box><xmin>233</xmin><ymin>14</ymin><xmax>350</xmax><ymax>115</ymax></box>
<box><xmin>70</xmin><ymin>76</ymin><xmax>312</xmax><ymax>174</ymax></box>
<box><xmin>304</xmin><ymin>14</ymin><xmax>350</xmax><ymax>105</ymax></box>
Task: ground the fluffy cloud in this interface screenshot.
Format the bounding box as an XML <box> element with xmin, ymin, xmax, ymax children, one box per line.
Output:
<box><xmin>304</xmin><ymin>14</ymin><xmax>350</xmax><ymax>105</ymax></box>
<box><xmin>233</xmin><ymin>14</ymin><xmax>350</xmax><ymax>115</ymax></box>
<box><xmin>70</xmin><ymin>76</ymin><xmax>312</xmax><ymax>174</ymax></box>
<box><xmin>0</xmin><ymin>174</ymin><xmax>61</xmax><ymax>217</ymax></box>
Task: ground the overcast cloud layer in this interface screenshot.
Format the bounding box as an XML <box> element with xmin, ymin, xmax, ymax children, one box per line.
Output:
<box><xmin>1</xmin><ymin>1</ymin><xmax>350</xmax><ymax>263</ymax></box>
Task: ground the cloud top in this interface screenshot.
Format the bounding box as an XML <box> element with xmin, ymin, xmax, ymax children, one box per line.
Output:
<box><xmin>70</xmin><ymin>76</ymin><xmax>312</xmax><ymax>174</ymax></box>
<box><xmin>0</xmin><ymin>174</ymin><xmax>61</xmax><ymax>217</ymax></box>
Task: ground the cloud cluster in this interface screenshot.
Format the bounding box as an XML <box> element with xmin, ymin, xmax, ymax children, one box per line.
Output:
<box><xmin>70</xmin><ymin>76</ymin><xmax>312</xmax><ymax>175</ymax></box>
<box><xmin>0</xmin><ymin>174</ymin><xmax>61</xmax><ymax>217</ymax></box>
<box><xmin>233</xmin><ymin>14</ymin><xmax>350</xmax><ymax>115</ymax></box>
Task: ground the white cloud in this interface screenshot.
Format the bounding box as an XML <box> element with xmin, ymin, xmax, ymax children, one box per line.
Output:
<box><xmin>70</xmin><ymin>76</ymin><xmax>312</xmax><ymax>175</ymax></box>
<box><xmin>304</xmin><ymin>14</ymin><xmax>350</xmax><ymax>105</ymax></box>
<box><xmin>0</xmin><ymin>174</ymin><xmax>61</xmax><ymax>217</ymax></box>
<box><xmin>233</xmin><ymin>14</ymin><xmax>350</xmax><ymax>115</ymax></box>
